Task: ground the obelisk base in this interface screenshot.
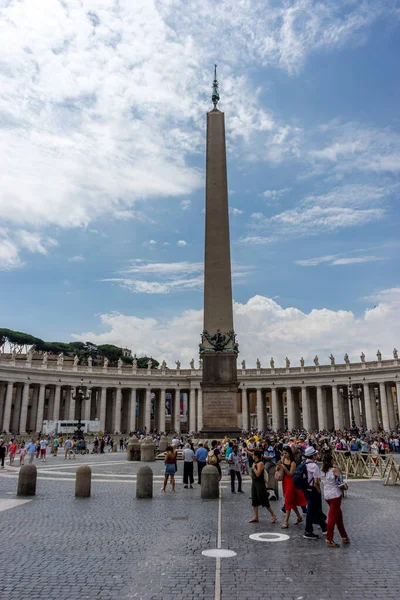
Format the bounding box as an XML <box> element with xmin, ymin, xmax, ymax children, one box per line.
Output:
<box><xmin>200</xmin><ymin>384</ymin><xmax>241</xmax><ymax>439</ymax></box>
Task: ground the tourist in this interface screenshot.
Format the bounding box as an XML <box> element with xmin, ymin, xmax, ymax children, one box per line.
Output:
<box><xmin>225</xmin><ymin>441</ymin><xmax>233</xmax><ymax>460</ymax></box>
<box><xmin>182</xmin><ymin>443</ymin><xmax>195</xmax><ymax>488</ymax></box>
<box><xmin>64</xmin><ymin>437</ymin><xmax>72</xmax><ymax>459</ymax></box>
<box><xmin>303</xmin><ymin>446</ymin><xmax>327</xmax><ymax>540</ymax></box>
<box><xmin>35</xmin><ymin>439</ymin><xmax>40</xmax><ymax>459</ymax></box>
<box><xmin>39</xmin><ymin>437</ymin><xmax>47</xmax><ymax>462</ymax></box>
<box><xmin>240</xmin><ymin>442</ymin><xmax>249</xmax><ymax>475</ymax></box>
<box><xmin>8</xmin><ymin>439</ymin><xmax>17</xmax><ymax>466</ymax></box>
<box><xmin>27</xmin><ymin>439</ymin><xmax>37</xmax><ymax>464</ymax></box>
<box><xmin>53</xmin><ymin>436</ymin><xmax>59</xmax><ymax>457</ymax></box>
<box><xmin>207</xmin><ymin>440</ymin><xmax>222</xmax><ymax>480</ymax></box>
<box><xmin>100</xmin><ymin>438</ymin><xmax>105</xmax><ymax>453</ymax></box>
<box><xmin>321</xmin><ymin>454</ymin><xmax>350</xmax><ymax>548</ymax></box>
<box><xmin>195</xmin><ymin>442</ymin><xmax>208</xmax><ymax>484</ymax></box>
<box><xmin>19</xmin><ymin>442</ymin><xmax>26</xmax><ymax>465</ymax></box>
<box><xmin>162</xmin><ymin>445</ymin><xmax>177</xmax><ymax>492</ymax></box>
<box><xmin>119</xmin><ymin>438</ymin><xmax>124</xmax><ymax>451</ymax></box>
<box><xmin>227</xmin><ymin>444</ymin><xmax>244</xmax><ymax>494</ymax></box>
<box><xmin>0</xmin><ymin>439</ymin><xmax>6</xmax><ymax>468</ymax></box>
<box><xmin>279</xmin><ymin>446</ymin><xmax>307</xmax><ymax>528</ymax></box>
<box><xmin>247</xmin><ymin>449</ymin><xmax>278</xmax><ymax>524</ymax></box>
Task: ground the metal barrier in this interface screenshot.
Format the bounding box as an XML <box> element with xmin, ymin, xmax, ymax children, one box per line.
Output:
<box><xmin>332</xmin><ymin>451</ymin><xmax>400</xmax><ymax>486</ymax></box>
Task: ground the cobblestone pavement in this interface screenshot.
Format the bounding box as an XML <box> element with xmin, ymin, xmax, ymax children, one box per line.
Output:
<box><xmin>0</xmin><ymin>451</ymin><xmax>399</xmax><ymax>600</ymax></box>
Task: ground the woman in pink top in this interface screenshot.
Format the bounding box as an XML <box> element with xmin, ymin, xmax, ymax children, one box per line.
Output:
<box><xmin>8</xmin><ymin>441</ymin><xmax>17</xmax><ymax>466</ymax></box>
<box><xmin>19</xmin><ymin>443</ymin><xmax>26</xmax><ymax>465</ymax></box>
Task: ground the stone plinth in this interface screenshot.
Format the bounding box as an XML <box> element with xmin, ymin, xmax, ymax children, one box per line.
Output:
<box><xmin>136</xmin><ymin>465</ymin><xmax>153</xmax><ymax>498</ymax></box>
<box><xmin>75</xmin><ymin>465</ymin><xmax>91</xmax><ymax>498</ymax></box>
<box><xmin>17</xmin><ymin>465</ymin><xmax>37</xmax><ymax>496</ymax></box>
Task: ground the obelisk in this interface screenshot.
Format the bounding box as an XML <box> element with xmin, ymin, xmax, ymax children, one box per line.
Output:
<box><xmin>199</xmin><ymin>66</ymin><xmax>240</xmax><ymax>437</ymax></box>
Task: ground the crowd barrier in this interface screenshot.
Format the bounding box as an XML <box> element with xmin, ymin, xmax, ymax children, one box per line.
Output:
<box><xmin>332</xmin><ymin>450</ymin><xmax>400</xmax><ymax>486</ymax></box>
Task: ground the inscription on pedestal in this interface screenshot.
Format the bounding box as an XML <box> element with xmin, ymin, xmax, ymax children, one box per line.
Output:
<box><xmin>203</xmin><ymin>391</ymin><xmax>238</xmax><ymax>429</ymax></box>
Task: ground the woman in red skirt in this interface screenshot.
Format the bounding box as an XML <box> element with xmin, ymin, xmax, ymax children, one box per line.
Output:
<box><xmin>279</xmin><ymin>446</ymin><xmax>307</xmax><ymax>528</ymax></box>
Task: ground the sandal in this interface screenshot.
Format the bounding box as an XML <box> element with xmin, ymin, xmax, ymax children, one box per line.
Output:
<box><xmin>270</xmin><ymin>516</ymin><xmax>278</xmax><ymax>524</ymax></box>
<box><xmin>295</xmin><ymin>517</ymin><xmax>303</xmax><ymax>525</ymax></box>
<box><xmin>248</xmin><ymin>518</ymin><xmax>259</xmax><ymax>523</ymax></box>
<box><xmin>342</xmin><ymin>537</ymin><xmax>350</xmax><ymax>545</ymax></box>
<box><xmin>326</xmin><ymin>540</ymin><xmax>339</xmax><ymax>548</ymax></box>
<box><xmin>281</xmin><ymin>522</ymin><xmax>289</xmax><ymax>529</ymax></box>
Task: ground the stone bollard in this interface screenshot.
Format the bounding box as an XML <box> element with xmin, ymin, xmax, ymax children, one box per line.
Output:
<box><xmin>136</xmin><ymin>465</ymin><xmax>153</xmax><ymax>498</ymax></box>
<box><xmin>112</xmin><ymin>442</ymin><xmax>117</xmax><ymax>453</ymax></box>
<box><xmin>140</xmin><ymin>439</ymin><xmax>155</xmax><ymax>462</ymax></box>
<box><xmin>75</xmin><ymin>465</ymin><xmax>91</xmax><ymax>498</ymax></box>
<box><xmin>17</xmin><ymin>464</ymin><xmax>37</xmax><ymax>496</ymax></box>
<box><xmin>201</xmin><ymin>465</ymin><xmax>219</xmax><ymax>499</ymax></box>
<box><xmin>126</xmin><ymin>438</ymin><xmax>140</xmax><ymax>461</ymax></box>
<box><xmin>158</xmin><ymin>435</ymin><xmax>169</xmax><ymax>453</ymax></box>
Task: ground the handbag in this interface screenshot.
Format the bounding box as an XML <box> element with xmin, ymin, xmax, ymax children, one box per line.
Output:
<box><xmin>274</xmin><ymin>465</ymin><xmax>284</xmax><ymax>481</ymax></box>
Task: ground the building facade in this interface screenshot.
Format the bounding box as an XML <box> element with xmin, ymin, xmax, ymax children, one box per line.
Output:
<box><xmin>0</xmin><ymin>353</ymin><xmax>399</xmax><ymax>434</ymax></box>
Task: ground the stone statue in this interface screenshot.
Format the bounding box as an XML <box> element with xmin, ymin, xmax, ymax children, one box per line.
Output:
<box><xmin>313</xmin><ymin>355</ymin><xmax>319</xmax><ymax>366</ymax></box>
<box><xmin>132</xmin><ymin>354</ymin><xmax>137</xmax><ymax>368</ymax></box>
<box><xmin>88</xmin><ymin>356</ymin><xmax>92</xmax><ymax>367</ymax></box>
<box><xmin>360</xmin><ymin>352</ymin><xmax>365</xmax><ymax>363</ymax></box>
<box><xmin>103</xmin><ymin>357</ymin><xmax>109</xmax><ymax>368</ymax></box>
<box><xmin>161</xmin><ymin>359</ymin><xmax>167</xmax><ymax>370</ymax></box>
<box><xmin>73</xmin><ymin>355</ymin><xmax>79</xmax><ymax>367</ymax></box>
<box><xmin>175</xmin><ymin>360</ymin><xmax>181</xmax><ymax>370</ymax></box>
<box><xmin>57</xmin><ymin>353</ymin><xmax>64</xmax><ymax>366</ymax></box>
<box><xmin>117</xmin><ymin>357</ymin><xmax>123</xmax><ymax>368</ymax></box>
<box><xmin>393</xmin><ymin>348</ymin><xmax>398</xmax><ymax>360</ymax></box>
<box><xmin>27</xmin><ymin>348</ymin><xmax>34</xmax><ymax>362</ymax></box>
<box><xmin>199</xmin><ymin>357</ymin><xmax>203</xmax><ymax>369</ymax></box>
<box><xmin>147</xmin><ymin>358</ymin><xmax>153</xmax><ymax>370</ymax></box>
<box><xmin>190</xmin><ymin>358</ymin><xmax>195</xmax><ymax>369</ymax></box>
<box><xmin>42</xmin><ymin>352</ymin><xmax>48</xmax><ymax>365</ymax></box>
<box><xmin>256</xmin><ymin>358</ymin><xmax>261</xmax><ymax>369</ymax></box>
<box><xmin>329</xmin><ymin>354</ymin><xmax>335</xmax><ymax>366</ymax></box>
<box><xmin>285</xmin><ymin>357</ymin><xmax>290</xmax><ymax>368</ymax></box>
<box><xmin>376</xmin><ymin>349</ymin><xmax>382</xmax><ymax>361</ymax></box>
<box><xmin>241</xmin><ymin>359</ymin><xmax>246</xmax><ymax>370</ymax></box>
<box><xmin>270</xmin><ymin>357</ymin><xmax>274</xmax><ymax>369</ymax></box>
<box><xmin>300</xmin><ymin>357</ymin><xmax>304</xmax><ymax>367</ymax></box>
<box><xmin>344</xmin><ymin>353</ymin><xmax>350</xmax><ymax>365</ymax></box>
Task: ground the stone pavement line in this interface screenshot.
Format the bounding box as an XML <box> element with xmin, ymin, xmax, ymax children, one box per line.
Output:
<box><xmin>0</xmin><ymin>499</ymin><xmax>31</xmax><ymax>512</ymax></box>
<box><xmin>215</xmin><ymin>485</ymin><xmax>223</xmax><ymax>600</ymax></box>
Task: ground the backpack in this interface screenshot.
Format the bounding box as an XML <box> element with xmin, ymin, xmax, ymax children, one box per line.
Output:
<box><xmin>293</xmin><ymin>460</ymin><xmax>311</xmax><ymax>491</ymax></box>
<box><xmin>207</xmin><ymin>449</ymin><xmax>218</xmax><ymax>466</ymax></box>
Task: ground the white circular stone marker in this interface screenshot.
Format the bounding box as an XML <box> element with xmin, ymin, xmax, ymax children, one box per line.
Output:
<box><xmin>249</xmin><ymin>532</ymin><xmax>290</xmax><ymax>543</ymax></box>
<box><xmin>202</xmin><ymin>549</ymin><xmax>237</xmax><ymax>558</ymax></box>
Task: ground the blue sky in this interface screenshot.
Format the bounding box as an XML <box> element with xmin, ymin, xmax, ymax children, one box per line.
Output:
<box><xmin>0</xmin><ymin>0</ymin><xmax>399</xmax><ymax>366</ymax></box>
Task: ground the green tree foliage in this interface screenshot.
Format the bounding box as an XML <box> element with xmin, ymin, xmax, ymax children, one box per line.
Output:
<box><xmin>137</xmin><ymin>356</ymin><xmax>159</xmax><ymax>369</ymax></box>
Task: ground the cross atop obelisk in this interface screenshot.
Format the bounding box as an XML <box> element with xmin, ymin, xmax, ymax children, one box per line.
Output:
<box><xmin>199</xmin><ymin>67</ymin><xmax>240</xmax><ymax>437</ymax></box>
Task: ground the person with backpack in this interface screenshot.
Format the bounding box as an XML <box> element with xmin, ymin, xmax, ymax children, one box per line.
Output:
<box><xmin>294</xmin><ymin>446</ymin><xmax>327</xmax><ymax>540</ymax></box>
<box><xmin>207</xmin><ymin>440</ymin><xmax>222</xmax><ymax>481</ymax></box>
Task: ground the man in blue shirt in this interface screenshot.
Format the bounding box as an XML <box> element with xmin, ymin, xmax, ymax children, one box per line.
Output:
<box><xmin>195</xmin><ymin>442</ymin><xmax>208</xmax><ymax>484</ymax></box>
<box><xmin>26</xmin><ymin>439</ymin><xmax>37</xmax><ymax>464</ymax></box>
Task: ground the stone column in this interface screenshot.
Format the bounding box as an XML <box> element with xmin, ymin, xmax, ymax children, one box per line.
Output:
<box><xmin>99</xmin><ymin>386</ymin><xmax>107</xmax><ymax>432</ymax></box>
<box><xmin>2</xmin><ymin>381</ymin><xmax>14</xmax><ymax>433</ymax></box>
<box><xmin>69</xmin><ymin>387</ymin><xmax>76</xmax><ymax>421</ymax></box>
<box><xmin>316</xmin><ymin>386</ymin><xmax>326</xmax><ymax>430</ymax></box>
<box><xmin>286</xmin><ymin>387</ymin><xmax>294</xmax><ymax>430</ymax></box>
<box><xmin>352</xmin><ymin>393</ymin><xmax>361</xmax><ymax>427</ymax></box>
<box><xmin>12</xmin><ymin>386</ymin><xmax>22</xmax><ymax>432</ymax></box>
<box><xmin>189</xmin><ymin>388</ymin><xmax>196</xmax><ymax>433</ymax></box>
<box><xmin>363</xmin><ymin>383</ymin><xmax>373</xmax><ymax>430</ymax></box>
<box><xmin>0</xmin><ymin>384</ymin><xmax>6</xmax><ymax>429</ymax></box>
<box><xmin>174</xmin><ymin>388</ymin><xmax>180</xmax><ymax>435</ymax></box>
<box><xmin>386</xmin><ymin>384</ymin><xmax>396</xmax><ymax>430</ymax></box>
<box><xmin>379</xmin><ymin>382</ymin><xmax>390</xmax><ymax>431</ymax></box>
<box><xmin>301</xmin><ymin>386</ymin><xmax>310</xmax><ymax>431</ymax></box>
<box><xmin>144</xmin><ymin>388</ymin><xmax>151</xmax><ymax>433</ymax></box>
<box><xmin>84</xmin><ymin>388</ymin><xmax>92</xmax><ymax>422</ymax></box>
<box><xmin>241</xmin><ymin>387</ymin><xmax>249</xmax><ymax>431</ymax></box>
<box><xmin>159</xmin><ymin>389</ymin><xmax>166</xmax><ymax>434</ymax></box>
<box><xmin>369</xmin><ymin>384</ymin><xmax>378</xmax><ymax>429</ymax></box>
<box><xmin>396</xmin><ymin>382</ymin><xmax>400</xmax><ymax>426</ymax></box>
<box><xmin>197</xmin><ymin>388</ymin><xmax>203</xmax><ymax>432</ymax></box>
<box><xmin>129</xmin><ymin>388</ymin><xmax>137</xmax><ymax>433</ymax></box>
<box><xmin>53</xmin><ymin>385</ymin><xmax>61</xmax><ymax>421</ymax></box>
<box><xmin>256</xmin><ymin>388</ymin><xmax>264</xmax><ymax>432</ymax></box>
<box><xmin>18</xmin><ymin>383</ymin><xmax>30</xmax><ymax>434</ymax></box>
<box><xmin>114</xmin><ymin>387</ymin><xmax>122</xmax><ymax>433</ymax></box>
<box><xmin>331</xmin><ymin>385</ymin><xmax>342</xmax><ymax>430</ymax></box>
<box><xmin>29</xmin><ymin>386</ymin><xmax>39</xmax><ymax>432</ymax></box>
<box><xmin>36</xmin><ymin>383</ymin><xmax>46</xmax><ymax>433</ymax></box>
<box><xmin>271</xmin><ymin>388</ymin><xmax>279</xmax><ymax>430</ymax></box>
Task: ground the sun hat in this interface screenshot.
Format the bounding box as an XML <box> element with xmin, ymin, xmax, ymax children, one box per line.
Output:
<box><xmin>304</xmin><ymin>446</ymin><xmax>318</xmax><ymax>457</ymax></box>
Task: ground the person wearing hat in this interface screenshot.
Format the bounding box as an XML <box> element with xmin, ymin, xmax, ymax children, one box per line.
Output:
<box><xmin>303</xmin><ymin>446</ymin><xmax>327</xmax><ymax>540</ymax></box>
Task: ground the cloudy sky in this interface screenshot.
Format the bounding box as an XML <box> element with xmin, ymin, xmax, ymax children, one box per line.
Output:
<box><xmin>1</xmin><ymin>0</ymin><xmax>399</xmax><ymax>367</ymax></box>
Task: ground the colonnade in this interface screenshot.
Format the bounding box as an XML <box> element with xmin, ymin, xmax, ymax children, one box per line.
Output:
<box><xmin>241</xmin><ymin>381</ymin><xmax>400</xmax><ymax>432</ymax></box>
<box><xmin>0</xmin><ymin>380</ymin><xmax>203</xmax><ymax>435</ymax></box>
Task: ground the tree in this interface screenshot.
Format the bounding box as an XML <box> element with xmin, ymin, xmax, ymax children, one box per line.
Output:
<box><xmin>137</xmin><ymin>356</ymin><xmax>159</xmax><ymax>369</ymax></box>
<box><xmin>97</xmin><ymin>344</ymin><xmax>124</xmax><ymax>366</ymax></box>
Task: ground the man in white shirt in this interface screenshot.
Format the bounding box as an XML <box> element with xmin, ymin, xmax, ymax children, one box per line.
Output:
<box><xmin>40</xmin><ymin>438</ymin><xmax>47</xmax><ymax>462</ymax></box>
<box><xmin>182</xmin><ymin>443</ymin><xmax>195</xmax><ymax>488</ymax></box>
<box><xmin>303</xmin><ymin>446</ymin><xmax>327</xmax><ymax>540</ymax></box>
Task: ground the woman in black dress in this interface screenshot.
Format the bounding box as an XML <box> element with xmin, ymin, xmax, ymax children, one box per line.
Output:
<box><xmin>247</xmin><ymin>449</ymin><xmax>278</xmax><ymax>523</ymax></box>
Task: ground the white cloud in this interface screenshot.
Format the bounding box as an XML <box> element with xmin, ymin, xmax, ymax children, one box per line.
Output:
<box><xmin>239</xmin><ymin>236</ymin><xmax>273</xmax><ymax>245</ymax></box>
<box><xmin>0</xmin><ymin>228</ymin><xmax>56</xmax><ymax>271</ymax></box>
<box><xmin>68</xmin><ymin>255</ymin><xmax>84</xmax><ymax>263</ymax></box>
<box><xmin>230</xmin><ymin>208</ymin><xmax>244</xmax><ymax>216</ymax></box>
<box><xmin>177</xmin><ymin>240</ymin><xmax>188</xmax><ymax>247</ymax></box>
<box><xmin>72</xmin><ymin>288</ymin><xmax>400</xmax><ymax>365</ymax></box>
<box><xmin>296</xmin><ymin>254</ymin><xmax>383</xmax><ymax>267</ymax></box>
<box><xmin>142</xmin><ymin>240</ymin><xmax>157</xmax><ymax>248</ymax></box>
<box><xmin>180</xmin><ymin>200</ymin><xmax>191</xmax><ymax>210</ymax></box>
<box><xmin>262</xmin><ymin>188</ymin><xmax>290</xmax><ymax>202</ymax></box>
